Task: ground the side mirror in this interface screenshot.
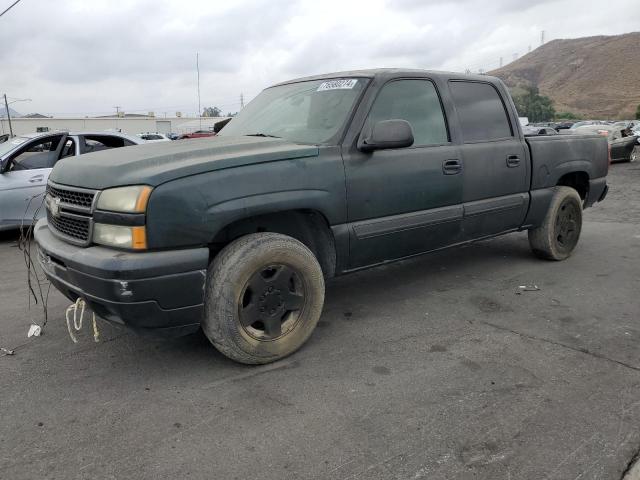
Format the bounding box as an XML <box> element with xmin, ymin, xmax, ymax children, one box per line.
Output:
<box><xmin>358</xmin><ymin>119</ymin><xmax>414</xmax><ymax>153</ymax></box>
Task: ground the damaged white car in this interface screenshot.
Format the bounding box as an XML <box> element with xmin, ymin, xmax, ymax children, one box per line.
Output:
<box><xmin>0</xmin><ymin>131</ymin><xmax>144</xmax><ymax>230</ymax></box>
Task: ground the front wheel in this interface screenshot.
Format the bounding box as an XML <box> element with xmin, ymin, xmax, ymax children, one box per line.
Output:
<box><xmin>203</xmin><ymin>232</ymin><xmax>325</xmax><ymax>364</ymax></box>
<box><xmin>528</xmin><ymin>186</ymin><xmax>583</xmax><ymax>261</ymax></box>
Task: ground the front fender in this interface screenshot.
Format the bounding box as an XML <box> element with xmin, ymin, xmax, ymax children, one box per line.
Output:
<box><xmin>145</xmin><ymin>150</ymin><xmax>346</xmax><ymax>249</ymax></box>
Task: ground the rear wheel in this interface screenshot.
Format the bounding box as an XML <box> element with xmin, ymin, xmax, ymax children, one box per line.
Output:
<box><xmin>203</xmin><ymin>233</ymin><xmax>325</xmax><ymax>364</ymax></box>
<box><xmin>528</xmin><ymin>186</ymin><xmax>582</xmax><ymax>261</ymax></box>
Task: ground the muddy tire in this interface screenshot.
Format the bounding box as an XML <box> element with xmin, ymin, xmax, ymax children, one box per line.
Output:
<box><xmin>203</xmin><ymin>233</ymin><xmax>325</xmax><ymax>364</ymax></box>
<box><xmin>528</xmin><ymin>186</ymin><xmax>583</xmax><ymax>261</ymax></box>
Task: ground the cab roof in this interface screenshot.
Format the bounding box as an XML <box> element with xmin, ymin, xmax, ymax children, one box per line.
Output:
<box><xmin>271</xmin><ymin>68</ymin><xmax>496</xmax><ymax>87</ymax></box>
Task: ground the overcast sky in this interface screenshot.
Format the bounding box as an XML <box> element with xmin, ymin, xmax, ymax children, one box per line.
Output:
<box><xmin>0</xmin><ymin>0</ymin><xmax>637</xmax><ymax>117</ymax></box>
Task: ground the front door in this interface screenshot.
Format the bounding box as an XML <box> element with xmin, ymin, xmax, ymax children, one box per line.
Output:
<box><xmin>343</xmin><ymin>78</ymin><xmax>463</xmax><ymax>268</ymax></box>
<box><xmin>0</xmin><ymin>134</ymin><xmax>66</xmax><ymax>228</ymax></box>
<box><xmin>0</xmin><ymin>168</ymin><xmax>50</xmax><ymax>227</ymax></box>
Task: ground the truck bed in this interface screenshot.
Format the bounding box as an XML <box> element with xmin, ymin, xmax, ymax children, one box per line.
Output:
<box><xmin>525</xmin><ymin>133</ymin><xmax>609</xmax><ymax>191</ymax></box>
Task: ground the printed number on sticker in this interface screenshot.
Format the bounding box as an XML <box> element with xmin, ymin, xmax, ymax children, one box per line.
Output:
<box><xmin>317</xmin><ymin>79</ymin><xmax>358</xmax><ymax>91</ymax></box>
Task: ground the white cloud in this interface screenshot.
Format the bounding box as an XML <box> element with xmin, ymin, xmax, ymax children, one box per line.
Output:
<box><xmin>0</xmin><ymin>0</ymin><xmax>636</xmax><ymax>116</ymax></box>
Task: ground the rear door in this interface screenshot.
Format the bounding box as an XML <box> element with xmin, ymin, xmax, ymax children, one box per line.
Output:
<box><xmin>448</xmin><ymin>80</ymin><xmax>530</xmax><ymax>239</ymax></box>
<box><xmin>343</xmin><ymin>78</ymin><xmax>463</xmax><ymax>268</ymax></box>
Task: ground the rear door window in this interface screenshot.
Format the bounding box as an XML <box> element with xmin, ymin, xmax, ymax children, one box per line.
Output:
<box><xmin>81</xmin><ymin>135</ymin><xmax>133</xmax><ymax>154</ymax></box>
<box><xmin>449</xmin><ymin>81</ymin><xmax>513</xmax><ymax>143</ymax></box>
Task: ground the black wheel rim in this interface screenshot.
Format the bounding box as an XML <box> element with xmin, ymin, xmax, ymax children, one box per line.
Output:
<box><xmin>238</xmin><ymin>264</ymin><xmax>306</xmax><ymax>341</ymax></box>
<box><xmin>555</xmin><ymin>199</ymin><xmax>580</xmax><ymax>251</ymax></box>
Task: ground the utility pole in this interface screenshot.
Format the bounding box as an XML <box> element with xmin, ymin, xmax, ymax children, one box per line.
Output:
<box><xmin>113</xmin><ymin>106</ymin><xmax>121</xmax><ymax>116</ymax></box>
<box><xmin>196</xmin><ymin>52</ymin><xmax>202</xmax><ymax>130</ymax></box>
<box><xmin>3</xmin><ymin>94</ymin><xmax>13</xmax><ymax>137</ymax></box>
<box><xmin>499</xmin><ymin>57</ymin><xmax>503</xmax><ymax>68</ymax></box>
<box><xmin>541</xmin><ymin>30</ymin><xmax>545</xmax><ymax>45</ymax></box>
<box><xmin>240</xmin><ymin>93</ymin><xmax>244</xmax><ymax>109</ymax></box>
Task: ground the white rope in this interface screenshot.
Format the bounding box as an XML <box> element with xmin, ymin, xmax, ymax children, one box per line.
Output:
<box><xmin>65</xmin><ymin>298</ymin><xmax>99</xmax><ymax>343</ymax></box>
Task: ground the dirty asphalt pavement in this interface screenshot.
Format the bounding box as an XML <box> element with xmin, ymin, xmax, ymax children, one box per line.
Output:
<box><xmin>1</xmin><ymin>162</ymin><xmax>639</xmax><ymax>480</ymax></box>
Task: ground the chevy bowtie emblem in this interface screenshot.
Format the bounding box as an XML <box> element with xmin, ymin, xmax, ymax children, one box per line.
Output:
<box><xmin>48</xmin><ymin>195</ymin><xmax>61</xmax><ymax>217</ymax></box>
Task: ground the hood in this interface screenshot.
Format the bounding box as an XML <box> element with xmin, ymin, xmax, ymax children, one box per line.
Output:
<box><xmin>49</xmin><ymin>135</ymin><xmax>319</xmax><ymax>189</ymax></box>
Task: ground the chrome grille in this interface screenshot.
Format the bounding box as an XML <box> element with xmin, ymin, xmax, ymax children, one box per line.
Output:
<box><xmin>46</xmin><ymin>182</ymin><xmax>97</xmax><ymax>245</ymax></box>
<box><xmin>46</xmin><ymin>184</ymin><xmax>95</xmax><ymax>208</ymax></box>
<box><xmin>47</xmin><ymin>211</ymin><xmax>90</xmax><ymax>241</ymax></box>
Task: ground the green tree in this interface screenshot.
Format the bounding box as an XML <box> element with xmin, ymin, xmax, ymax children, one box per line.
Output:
<box><xmin>512</xmin><ymin>86</ymin><xmax>556</xmax><ymax>123</ymax></box>
<box><xmin>202</xmin><ymin>106</ymin><xmax>221</xmax><ymax>117</ymax></box>
<box><xmin>636</xmin><ymin>103</ymin><xmax>640</xmax><ymax>120</ymax></box>
<box><xmin>555</xmin><ymin>112</ymin><xmax>581</xmax><ymax>120</ymax></box>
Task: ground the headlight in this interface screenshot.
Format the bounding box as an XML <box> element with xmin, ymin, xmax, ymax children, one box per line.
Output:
<box><xmin>93</xmin><ymin>223</ymin><xmax>147</xmax><ymax>250</ymax></box>
<box><xmin>96</xmin><ymin>185</ymin><xmax>152</xmax><ymax>213</ymax></box>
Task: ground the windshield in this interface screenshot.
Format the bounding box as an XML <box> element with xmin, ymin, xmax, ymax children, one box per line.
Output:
<box><xmin>0</xmin><ymin>136</ymin><xmax>28</xmax><ymax>157</ymax></box>
<box><xmin>219</xmin><ymin>78</ymin><xmax>368</xmax><ymax>145</ymax></box>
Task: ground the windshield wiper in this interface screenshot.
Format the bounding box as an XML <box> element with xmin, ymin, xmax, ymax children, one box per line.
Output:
<box><xmin>245</xmin><ymin>133</ymin><xmax>281</xmax><ymax>138</ymax></box>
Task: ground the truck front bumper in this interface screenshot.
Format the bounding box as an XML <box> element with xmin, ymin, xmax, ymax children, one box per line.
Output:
<box><xmin>34</xmin><ymin>219</ymin><xmax>208</xmax><ymax>337</ymax></box>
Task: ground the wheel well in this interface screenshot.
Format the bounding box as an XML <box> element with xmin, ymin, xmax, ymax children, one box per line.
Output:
<box><xmin>557</xmin><ymin>171</ymin><xmax>589</xmax><ymax>200</ymax></box>
<box><xmin>209</xmin><ymin>210</ymin><xmax>337</xmax><ymax>278</ymax></box>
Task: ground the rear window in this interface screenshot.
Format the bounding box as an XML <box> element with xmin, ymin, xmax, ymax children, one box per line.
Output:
<box><xmin>449</xmin><ymin>81</ymin><xmax>513</xmax><ymax>143</ymax></box>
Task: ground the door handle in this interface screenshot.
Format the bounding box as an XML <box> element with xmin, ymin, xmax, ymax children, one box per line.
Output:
<box><xmin>28</xmin><ymin>175</ymin><xmax>44</xmax><ymax>183</ymax></box>
<box><xmin>506</xmin><ymin>155</ymin><xmax>520</xmax><ymax>167</ymax></box>
<box><xmin>442</xmin><ymin>159</ymin><xmax>462</xmax><ymax>175</ymax></box>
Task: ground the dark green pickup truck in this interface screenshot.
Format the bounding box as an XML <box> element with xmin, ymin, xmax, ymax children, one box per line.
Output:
<box><xmin>34</xmin><ymin>69</ymin><xmax>609</xmax><ymax>364</ymax></box>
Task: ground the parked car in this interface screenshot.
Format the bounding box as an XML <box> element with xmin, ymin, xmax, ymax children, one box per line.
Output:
<box><xmin>608</xmin><ymin>128</ymin><xmax>638</xmax><ymax>163</ymax></box>
<box><xmin>523</xmin><ymin>126</ymin><xmax>558</xmax><ymax>136</ymax></box>
<box><xmin>179</xmin><ymin>130</ymin><xmax>216</xmax><ymax>139</ymax></box>
<box><xmin>137</xmin><ymin>133</ymin><xmax>171</xmax><ymax>142</ymax></box>
<box><xmin>35</xmin><ymin>69</ymin><xmax>608</xmax><ymax>364</ymax></box>
<box><xmin>570</xmin><ymin>125</ymin><xmax>612</xmax><ymax>137</ymax></box>
<box><xmin>554</xmin><ymin>121</ymin><xmax>575</xmax><ymax>130</ymax></box>
<box><xmin>0</xmin><ymin>131</ymin><xmax>144</xmax><ymax>230</ymax></box>
<box><xmin>568</xmin><ymin>121</ymin><xmax>596</xmax><ymax>130</ymax></box>
<box><xmin>570</xmin><ymin>125</ymin><xmax>637</xmax><ymax>163</ymax></box>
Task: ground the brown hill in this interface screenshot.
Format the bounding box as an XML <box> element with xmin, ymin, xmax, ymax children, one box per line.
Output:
<box><xmin>489</xmin><ymin>32</ymin><xmax>640</xmax><ymax>119</ymax></box>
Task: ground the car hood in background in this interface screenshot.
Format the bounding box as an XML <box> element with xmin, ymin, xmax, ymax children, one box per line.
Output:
<box><xmin>49</xmin><ymin>136</ymin><xmax>320</xmax><ymax>189</ymax></box>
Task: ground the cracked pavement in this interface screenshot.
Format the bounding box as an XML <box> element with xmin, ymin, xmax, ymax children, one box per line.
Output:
<box><xmin>1</xmin><ymin>162</ymin><xmax>639</xmax><ymax>479</ymax></box>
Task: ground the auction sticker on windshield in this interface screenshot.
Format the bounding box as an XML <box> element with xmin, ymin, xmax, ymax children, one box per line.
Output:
<box><xmin>317</xmin><ymin>79</ymin><xmax>358</xmax><ymax>91</ymax></box>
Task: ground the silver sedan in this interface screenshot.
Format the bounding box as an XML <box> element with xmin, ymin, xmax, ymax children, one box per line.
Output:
<box><xmin>0</xmin><ymin>131</ymin><xmax>144</xmax><ymax>230</ymax></box>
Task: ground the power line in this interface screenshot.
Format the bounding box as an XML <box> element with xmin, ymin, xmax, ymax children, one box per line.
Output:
<box><xmin>0</xmin><ymin>0</ymin><xmax>22</xmax><ymax>18</ymax></box>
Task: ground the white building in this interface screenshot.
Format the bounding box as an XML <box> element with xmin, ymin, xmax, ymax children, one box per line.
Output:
<box><xmin>0</xmin><ymin>116</ymin><xmax>230</xmax><ymax>137</ymax></box>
